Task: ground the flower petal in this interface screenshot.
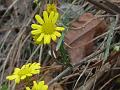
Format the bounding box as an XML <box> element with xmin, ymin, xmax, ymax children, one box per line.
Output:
<box><xmin>31</xmin><ymin>70</ymin><xmax>40</xmax><ymax>74</ymax></box>
<box><xmin>43</xmin><ymin>11</ymin><xmax>49</xmax><ymax>22</ymax></box>
<box><xmin>38</xmin><ymin>81</ymin><xmax>44</xmax><ymax>86</ymax></box>
<box><xmin>31</xmin><ymin>24</ymin><xmax>42</xmax><ymax>29</ymax></box>
<box><xmin>13</xmin><ymin>68</ymin><xmax>20</xmax><ymax>74</ymax></box>
<box><xmin>33</xmin><ymin>81</ymin><xmax>38</xmax><ymax>88</ymax></box>
<box><xmin>21</xmin><ymin>75</ymin><xmax>26</xmax><ymax>80</ymax></box>
<box><xmin>37</xmin><ymin>33</ymin><xmax>44</xmax><ymax>42</ymax></box>
<box><xmin>51</xmin><ymin>34</ymin><xmax>56</xmax><ymax>41</ymax></box>
<box><xmin>52</xmin><ymin>12</ymin><xmax>59</xmax><ymax>24</ymax></box>
<box><xmin>35</xmin><ymin>14</ymin><xmax>44</xmax><ymax>24</ymax></box>
<box><xmin>49</xmin><ymin>11</ymin><xmax>54</xmax><ymax>21</ymax></box>
<box><xmin>6</xmin><ymin>75</ymin><xmax>17</xmax><ymax>80</ymax></box>
<box><xmin>44</xmin><ymin>35</ymin><xmax>51</xmax><ymax>44</ymax></box>
<box><xmin>26</xmin><ymin>87</ymin><xmax>31</xmax><ymax>90</ymax></box>
<box><xmin>31</xmin><ymin>30</ymin><xmax>41</xmax><ymax>35</ymax></box>
<box><xmin>26</xmin><ymin>74</ymin><xmax>32</xmax><ymax>76</ymax></box>
<box><xmin>56</xmin><ymin>27</ymin><xmax>65</xmax><ymax>31</ymax></box>
<box><xmin>15</xmin><ymin>76</ymin><xmax>20</xmax><ymax>84</ymax></box>
<box><xmin>42</xmin><ymin>85</ymin><xmax>48</xmax><ymax>90</ymax></box>
<box><xmin>54</xmin><ymin>31</ymin><xmax>61</xmax><ymax>37</ymax></box>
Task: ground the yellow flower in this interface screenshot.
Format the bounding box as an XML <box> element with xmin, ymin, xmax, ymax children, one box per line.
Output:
<box><xmin>31</xmin><ymin>11</ymin><xmax>65</xmax><ymax>44</ymax></box>
<box><xmin>6</xmin><ymin>63</ymin><xmax>41</xmax><ymax>84</ymax></box>
<box><xmin>26</xmin><ymin>81</ymin><xmax>48</xmax><ymax>90</ymax></box>
<box><xmin>46</xmin><ymin>4</ymin><xmax>57</xmax><ymax>13</ymax></box>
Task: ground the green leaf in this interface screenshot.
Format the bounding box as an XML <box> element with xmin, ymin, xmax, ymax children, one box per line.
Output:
<box><xmin>1</xmin><ymin>84</ymin><xmax>8</xmax><ymax>90</ymax></box>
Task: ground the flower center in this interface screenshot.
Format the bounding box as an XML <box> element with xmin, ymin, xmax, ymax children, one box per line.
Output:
<box><xmin>49</xmin><ymin>7</ymin><xmax>54</xmax><ymax>11</ymax></box>
<box><xmin>18</xmin><ymin>69</ymin><xmax>31</xmax><ymax>76</ymax></box>
<box><xmin>42</xmin><ymin>22</ymin><xmax>55</xmax><ymax>34</ymax></box>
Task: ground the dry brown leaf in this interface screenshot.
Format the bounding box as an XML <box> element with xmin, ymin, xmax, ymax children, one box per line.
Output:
<box><xmin>65</xmin><ymin>13</ymin><xmax>107</xmax><ymax>65</ymax></box>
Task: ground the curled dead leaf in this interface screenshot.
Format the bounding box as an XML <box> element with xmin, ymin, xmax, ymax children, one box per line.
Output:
<box><xmin>65</xmin><ymin>13</ymin><xmax>107</xmax><ymax>65</ymax></box>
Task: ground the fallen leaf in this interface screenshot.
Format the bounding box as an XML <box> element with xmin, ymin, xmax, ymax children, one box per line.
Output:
<box><xmin>64</xmin><ymin>13</ymin><xmax>107</xmax><ymax>65</ymax></box>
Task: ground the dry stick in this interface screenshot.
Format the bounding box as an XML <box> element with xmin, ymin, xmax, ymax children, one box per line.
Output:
<box><xmin>26</xmin><ymin>1</ymin><xmax>44</xmax><ymax>64</ymax></box>
<box><xmin>0</xmin><ymin>30</ymin><xmax>12</xmax><ymax>51</ymax></box>
<box><xmin>0</xmin><ymin>3</ymin><xmax>40</xmax><ymax>85</ymax></box>
<box><xmin>0</xmin><ymin>0</ymin><xmax>19</xmax><ymax>26</ymax></box>
<box><xmin>70</xmin><ymin>15</ymin><xmax>116</xmax><ymax>30</ymax></box>
<box><xmin>50</xmin><ymin>39</ymin><xmax>119</xmax><ymax>88</ymax></box>
<box><xmin>86</xmin><ymin>0</ymin><xmax>120</xmax><ymax>14</ymax></box>
<box><xmin>48</xmin><ymin>41</ymin><xmax>120</xmax><ymax>86</ymax></box>
<box><xmin>65</xmin><ymin>21</ymin><xmax>120</xmax><ymax>48</ymax></box>
<box><xmin>26</xmin><ymin>45</ymin><xmax>41</xmax><ymax>63</ymax></box>
<box><xmin>0</xmin><ymin>29</ymin><xmax>26</xmax><ymax>85</ymax></box>
<box><xmin>99</xmin><ymin>73</ymin><xmax>120</xmax><ymax>90</ymax></box>
<box><xmin>14</xmin><ymin>34</ymin><xmax>30</xmax><ymax>65</ymax></box>
<box><xmin>65</xmin><ymin>26</ymin><xmax>120</xmax><ymax>49</ymax></box>
<box><xmin>48</xmin><ymin>49</ymin><xmax>104</xmax><ymax>86</ymax></box>
<box><xmin>83</xmin><ymin>69</ymin><xmax>93</xmax><ymax>86</ymax></box>
<box><xmin>79</xmin><ymin>63</ymin><xmax>111</xmax><ymax>90</ymax></box>
<box><xmin>73</xmin><ymin>61</ymin><xmax>91</xmax><ymax>90</ymax></box>
<box><xmin>62</xmin><ymin>72</ymin><xmax>80</xmax><ymax>80</ymax></box>
<box><xmin>39</xmin><ymin>45</ymin><xmax>43</xmax><ymax>63</ymax></box>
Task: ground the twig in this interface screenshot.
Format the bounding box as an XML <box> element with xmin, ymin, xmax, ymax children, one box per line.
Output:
<box><xmin>0</xmin><ymin>2</ymin><xmax>41</xmax><ymax>85</ymax></box>
<box><xmin>48</xmin><ymin>42</ymin><xmax>120</xmax><ymax>86</ymax></box>
<box><xmin>79</xmin><ymin>63</ymin><xmax>111</xmax><ymax>90</ymax></box>
<box><xmin>0</xmin><ymin>0</ymin><xmax>19</xmax><ymax>26</ymax></box>
<box><xmin>86</xmin><ymin>0</ymin><xmax>120</xmax><ymax>14</ymax></box>
<box><xmin>48</xmin><ymin>49</ymin><xmax>104</xmax><ymax>85</ymax></box>
<box><xmin>99</xmin><ymin>73</ymin><xmax>120</xmax><ymax>90</ymax></box>
<box><xmin>73</xmin><ymin>61</ymin><xmax>91</xmax><ymax>90</ymax></box>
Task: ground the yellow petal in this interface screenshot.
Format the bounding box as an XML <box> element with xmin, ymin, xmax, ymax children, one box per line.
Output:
<box><xmin>26</xmin><ymin>87</ymin><xmax>31</xmax><ymax>90</ymax></box>
<box><xmin>51</xmin><ymin>34</ymin><xmax>56</xmax><ymax>41</ymax></box>
<box><xmin>6</xmin><ymin>75</ymin><xmax>17</xmax><ymax>80</ymax></box>
<box><xmin>44</xmin><ymin>35</ymin><xmax>51</xmax><ymax>44</ymax></box>
<box><xmin>33</xmin><ymin>81</ymin><xmax>38</xmax><ymax>87</ymax></box>
<box><xmin>21</xmin><ymin>65</ymin><xmax>26</xmax><ymax>69</ymax></box>
<box><xmin>31</xmin><ymin>70</ymin><xmax>40</xmax><ymax>74</ymax></box>
<box><xmin>43</xmin><ymin>11</ymin><xmax>49</xmax><ymax>22</ymax></box>
<box><xmin>35</xmin><ymin>14</ymin><xmax>44</xmax><ymax>24</ymax></box>
<box><xmin>34</xmin><ymin>39</ymin><xmax>44</xmax><ymax>45</ymax></box>
<box><xmin>37</xmin><ymin>33</ymin><xmax>44</xmax><ymax>42</ymax></box>
<box><xmin>49</xmin><ymin>11</ymin><xmax>54</xmax><ymax>21</ymax></box>
<box><xmin>31</xmin><ymin>30</ymin><xmax>41</xmax><ymax>35</ymax></box>
<box><xmin>15</xmin><ymin>76</ymin><xmax>20</xmax><ymax>84</ymax></box>
<box><xmin>26</xmin><ymin>74</ymin><xmax>32</xmax><ymax>76</ymax></box>
<box><xmin>52</xmin><ymin>12</ymin><xmax>59</xmax><ymax>24</ymax></box>
<box><xmin>54</xmin><ymin>31</ymin><xmax>61</xmax><ymax>37</ymax></box>
<box><xmin>21</xmin><ymin>75</ymin><xmax>26</xmax><ymax>80</ymax></box>
<box><xmin>42</xmin><ymin>85</ymin><xmax>48</xmax><ymax>90</ymax></box>
<box><xmin>31</xmin><ymin>24</ymin><xmax>42</xmax><ymax>29</ymax></box>
<box><xmin>13</xmin><ymin>68</ymin><xmax>20</xmax><ymax>74</ymax></box>
<box><xmin>56</xmin><ymin>27</ymin><xmax>65</xmax><ymax>31</ymax></box>
<box><xmin>38</xmin><ymin>81</ymin><xmax>48</xmax><ymax>90</ymax></box>
<box><xmin>38</xmin><ymin>81</ymin><xmax>44</xmax><ymax>86</ymax></box>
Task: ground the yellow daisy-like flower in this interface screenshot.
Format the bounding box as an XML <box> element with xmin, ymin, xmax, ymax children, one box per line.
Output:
<box><xmin>31</xmin><ymin>11</ymin><xmax>65</xmax><ymax>44</ymax></box>
<box><xmin>26</xmin><ymin>81</ymin><xmax>48</xmax><ymax>90</ymax></box>
<box><xmin>6</xmin><ymin>63</ymin><xmax>41</xmax><ymax>84</ymax></box>
<box><xmin>46</xmin><ymin>4</ymin><xmax>57</xmax><ymax>13</ymax></box>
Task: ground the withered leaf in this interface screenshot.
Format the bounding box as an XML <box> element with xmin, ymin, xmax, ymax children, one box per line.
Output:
<box><xmin>64</xmin><ymin>13</ymin><xmax>107</xmax><ymax>65</ymax></box>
